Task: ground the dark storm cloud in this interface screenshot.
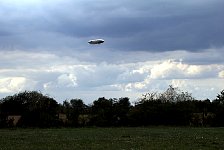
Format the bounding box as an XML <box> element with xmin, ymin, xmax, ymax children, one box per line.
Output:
<box><xmin>0</xmin><ymin>0</ymin><xmax>224</xmax><ymax>51</ymax></box>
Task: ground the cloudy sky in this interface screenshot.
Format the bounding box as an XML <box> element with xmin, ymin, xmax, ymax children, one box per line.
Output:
<box><xmin>0</xmin><ymin>0</ymin><xmax>223</xmax><ymax>103</ymax></box>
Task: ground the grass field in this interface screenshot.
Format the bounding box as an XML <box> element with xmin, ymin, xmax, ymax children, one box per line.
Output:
<box><xmin>0</xmin><ymin>127</ymin><xmax>224</xmax><ymax>150</ymax></box>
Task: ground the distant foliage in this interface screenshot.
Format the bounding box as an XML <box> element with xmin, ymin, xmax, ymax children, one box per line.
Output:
<box><xmin>0</xmin><ymin>91</ymin><xmax>59</xmax><ymax>127</ymax></box>
<box><xmin>0</xmin><ymin>88</ymin><xmax>224</xmax><ymax>128</ymax></box>
<box><xmin>140</xmin><ymin>85</ymin><xmax>194</xmax><ymax>103</ymax></box>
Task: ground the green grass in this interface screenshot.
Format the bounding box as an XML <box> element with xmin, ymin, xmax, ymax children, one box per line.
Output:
<box><xmin>0</xmin><ymin>127</ymin><xmax>224</xmax><ymax>150</ymax></box>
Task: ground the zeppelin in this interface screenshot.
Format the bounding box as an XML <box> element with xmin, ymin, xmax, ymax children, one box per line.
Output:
<box><xmin>88</xmin><ymin>39</ymin><xmax>104</xmax><ymax>44</ymax></box>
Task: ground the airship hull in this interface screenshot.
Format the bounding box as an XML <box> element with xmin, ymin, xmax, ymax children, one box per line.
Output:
<box><xmin>88</xmin><ymin>39</ymin><xmax>104</xmax><ymax>44</ymax></box>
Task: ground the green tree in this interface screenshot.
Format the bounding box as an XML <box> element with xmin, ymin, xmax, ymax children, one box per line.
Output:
<box><xmin>113</xmin><ymin>97</ymin><xmax>131</xmax><ymax>126</ymax></box>
<box><xmin>212</xmin><ymin>90</ymin><xmax>224</xmax><ymax>126</ymax></box>
<box><xmin>133</xmin><ymin>86</ymin><xmax>196</xmax><ymax>126</ymax></box>
<box><xmin>91</xmin><ymin>97</ymin><xmax>114</xmax><ymax>126</ymax></box>
<box><xmin>159</xmin><ymin>85</ymin><xmax>194</xmax><ymax>102</ymax></box>
<box><xmin>62</xmin><ymin>99</ymin><xmax>87</xmax><ymax>126</ymax></box>
<box><xmin>70</xmin><ymin>99</ymin><xmax>87</xmax><ymax>126</ymax></box>
<box><xmin>1</xmin><ymin>91</ymin><xmax>59</xmax><ymax>127</ymax></box>
<box><xmin>216</xmin><ymin>90</ymin><xmax>224</xmax><ymax>104</ymax></box>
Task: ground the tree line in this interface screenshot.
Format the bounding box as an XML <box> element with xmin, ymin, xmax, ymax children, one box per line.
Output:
<box><xmin>0</xmin><ymin>85</ymin><xmax>224</xmax><ymax>128</ymax></box>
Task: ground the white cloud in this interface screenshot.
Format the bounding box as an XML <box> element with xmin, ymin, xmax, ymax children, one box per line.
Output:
<box><xmin>219</xmin><ymin>70</ymin><xmax>224</xmax><ymax>78</ymax></box>
<box><xmin>0</xmin><ymin>77</ymin><xmax>36</xmax><ymax>93</ymax></box>
<box><xmin>170</xmin><ymin>79</ymin><xmax>224</xmax><ymax>100</ymax></box>
<box><xmin>0</xmin><ymin>49</ymin><xmax>223</xmax><ymax>102</ymax></box>
<box><xmin>149</xmin><ymin>59</ymin><xmax>223</xmax><ymax>79</ymax></box>
<box><xmin>57</xmin><ymin>74</ymin><xmax>77</xmax><ymax>87</ymax></box>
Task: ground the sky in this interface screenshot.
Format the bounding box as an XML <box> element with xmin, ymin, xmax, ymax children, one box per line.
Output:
<box><xmin>0</xmin><ymin>0</ymin><xmax>224</xmax><ymax>104</ymax></box>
